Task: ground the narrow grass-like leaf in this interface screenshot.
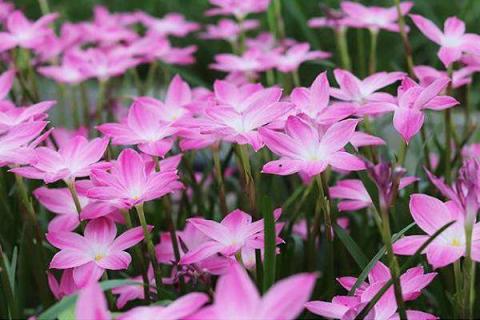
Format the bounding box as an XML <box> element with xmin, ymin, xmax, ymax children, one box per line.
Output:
<box><xmin>333</xmin><ymin>224</ymin><xmax>369</xmax><ymax>269</ymax></box>
<box><xmin>354</xmin><ymin>221</ymin><xmax>455</xmax><ymax>319</ymax></box>
<box><xmin>348</xmin><ymin>222</ymin><xmax>416</xmax><ymax>296</ymax></box>
<box><xmin>38</xmin><ymin>279</ymin><xmax>139</xmax><ymax>320</ymax></box>
<box><xmin>282</xmin><ymin>0</ymin><xmax>321</xmax><ymax>49</ymax></box>
<box><xmin>262</xmin><ymin>195</ymin><xmax>276</xmax><ymax>292</ymax></box>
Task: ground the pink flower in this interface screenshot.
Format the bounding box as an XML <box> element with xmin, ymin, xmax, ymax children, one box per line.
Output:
<box><xmin>393</xmin><ymin>194</ymin><xmax>480</xmax><ymax>269</ymax></box>
<box><xmin>0</xmin><ymin>10</ymin><xmax>58</xmax><ymax>52</ymax></box>
<box><xmin>97</xmin><ymin>100</ymin><xmax>178</xmax><ymax>157</ymax></box>
<box><xmin>179</xmin><ymin>208</ymin><xmax>282</xmax><ymax>265</ymax></box>
<box><xmin>212</xmin><ymin>79</ymin><xmax>263</xmax><ymax>113</ymax></box>
<box><xmin>260</xmin><ymin>116</ymin><xmax>364</xmax><ymax>177</ymax></box>
<box><xmin>414</xmin><ymin>65</ymin><xmax>479</xmax><ymax>89</ymax></box>
<box><xmin>200</xmin><ymin>87</ymin><xmax>292</xmax><ymax>151</ymax></box>
<box><xmin>330</xmin><ymin>69</ymin><xmax>405</xmax><ymax>116</ymax></box>
<box><xmin>191</xmin><ymin>263</ymin><xmax>316</xmax><ymax>320</ymax></box>
<box><xmin>0</xmin><ymin>100</ymin><xmax>55</xmax><ymax>134</ymax></box>
<box><xmin>366</xmin><ymin>77</ymin><xmax>458</xmax><ymax>143</ymax></box>
<box><xmin>78</xmin><ymin>48</ymin><xmax>139</xmax><ymax>81</ymax></box>
<box><xmin>410</xmin><ymin>15</ymin><xmax>480</xmax><ymax>67</ymax></box>
<box><xmin>87</xmin><ymin>148</ymin><xmax>183</xmax><ymax>209</ymax></box>
<box><xmin>330</xmin><ymin>175</ymin><xmax>417</xmax><ymax>212</ymax></box>
<box><xmin>306</xmin><ymin>261</ymin><xmax>437</xmax><ymax>319</ymax></box>
<box><xmin>340</xmin><ymin>1</ymin><xmax>413</xmax><ymax>33</ymax></box>
<box><xmin>47</xmin><ymin>269</ymin><xmax>77</xmax><ymax>300</ymax></box>
<box><xmin>47</xmin><ymin>217</ymin><xmax>147</xmax><ymax>287</ymax></box>
<box><xmin>75</xmin><ymin>281</ymin><xmax>111</xmax><ymax>320</ymax></box>
<box><xmin>140</xmin><ymin>13</ymin><xmax>199</xmax><ymax>37</ymax></box>
<box><xmin>111</xmin><ymin>270</ymin><xmax>155</xmax><ymax>309</ymax></box>
<box><xmin>200</xmin><ymin>19</ymin><xmax>259</xmax><ymax>42</ymax></box>
<box><xmin>271</xmin><ymin>43</ymin><xmax>330</xmax><ymax>73</ymax></box>
<box><xmin>206</xmin><ymin>0</ymin><xmax>271</xmax><ymax>19</ymax></box>
<box><xmin>38</xmin><ymin>52</ymin><xmax>89</xmax><ymax>84</ymax></box>
<box><xmin>119</xmin><ymin>292</ymin><xmax>208</xmax><ymax>320</ymax></box>
<box><xmin>0</xmin><ymin>121</ymin><xmax>49</xmax><ymax>167</ymax></box>
<box><xmin>210</xmin><ymin>48</ymin><xmax>273</xmax><ymax>74</ymax></box>
<box><xmin>0</xmin><ymin>69</ymin><xmax>15</xmax><ymax>101</ymax></box>
<box><xmin>290</xmin><ymin>72</ymin><xmax>353</xmax><ymax>124</ymax></box>
<box><xmin>11</xmin><ymin>136</ymin><xmax>109</xmax><ymax>183</ymax></box>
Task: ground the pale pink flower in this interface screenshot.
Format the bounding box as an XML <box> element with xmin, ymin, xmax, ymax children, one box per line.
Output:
<box><xmin>0</xmin><ymin>121</ymin><xmax>49</xmax><ymax>167</ymax></box>
<box><xmin>119</xmin><ymin>292</ymin><xmax>209</xmax><ymax>320</ymax></box>
<box><xmin>75</xmin><ymin>281</ymin><xmax>111</xmax><ymax>320</ymax></box>
<box><xmin>47</xmin><ymin>217</ymin><xmax>147</xmax><ymax>287</ymax></box>
<box><xmin>393</xmin><ymin>194</ymin><xmax>480</xmax><ymax>269</ymax></box>
<box><xmin>47</xmin><ymin>269</ymin><xmax>77</xmax><ymax>300</ymax></box>
<box><xmin>330</xmin><ymin>69</ymin><xmax>405</xmax><ymax>116</ymax></box>
<box><xmin>78</xmin><ymin>48</ymin><xmax>139</xmax><ymax>81</ymax></box>
<box><xmin>191</xmin><ymin>263</ymin><xmax>316</xmax><ymax>320</ymax></box>
<box><xmin>212</xmin><ymin>80</ymin><xmax>264</xmax><ymax>113</ymax></box>
<box><xmin>87</xmin><ymin>148</ymin><xmax>183</xmax><ymax>209</ymax></box>
<box><xmin>0</xmin><ymin>69</ymin><xmax>15</xmax><ymax>101</ymax></box>
<box><xmin>11</xmin><ymin>136</ymin><xmax>109</xmax><ymax>184</ymax></box>
<box><xmin>210</xmin><ymin>48</ymin><xmax>273</xmax><ymax>74</ymax></box>
<box><xmin>206</xmin><ymin>0</ymin><xmax>271</xmax><ymax>19</ymax></box>
<box><xmin>306</xmin><ymin>261</ymin><xmax>437</xmax><ymax>319</ymax></box>
<box><xmin>140</xmin><ymin>13</ymin><xmax>199</xmax><ymax>37</ymax></box>
<box><xmin>410</xmin><ymin>14</ymin><xmax>480</xmax><ymax>67</ymax></box>
<box><xmin>290</xmin><ymin>72</ymin><xmax>353</xmax><ymax>125</ymax></box>
<box><xmin>49</xmin><ymin>126</ymin><xmax>88</xmax><ymax>149</ymax></box>
<box><xmin>97</xmin><ymin>100</ymin><xmax>178</xmax><ymax>157</ymax></box>
<box><xmin>330</xmin><ymin>175</ymin><xmax>417</xmax><ymax>212</ymax></box>
<box><xmin>271</xmin><ymin>43</ymin><xmax>330</xmax><ymax>73</ymax></box>
<box><xmin>179</xmin><ymin>209</ymin><xmax>282</xmax><ymax>265</ymax></box>
<box><xmin>340</xmin><ymin>1</ymin><xmax>413</xmax><ymax>33</ymax></box>
<box><xmin>38</xmin><ymin>52</ymin><xmax>89</xmax><ymax>84</ymax></box>
<box><xmin>0</xmin><ymin>10</ymin><xmax>58</xmax><ymax>52</ymax></box>
<box><xmin>414</xmin><ymin>65</ymin><xmax>479</xmax><ymax>89</ymax></box>
<box><xmin>200</xmin><ymin>19</ymin><xmax>259</xmax><ymax>42</ymax></box>
<box><xmin>111</xmin><ymin>269</ymin><xmax>155</xmax><ymax>309</ymax></box>
<box><xmin>260</xmin><ymin>116</ymin><xmax>364</xmax><ymax>177</ymax></box>
<box><xmin>200</xmin><ymin>87</ymin><xmax>292</xmax><ymax>151</ymax></box>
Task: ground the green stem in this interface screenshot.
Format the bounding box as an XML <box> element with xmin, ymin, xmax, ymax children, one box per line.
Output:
<box><xmin>453</xmin><ymin>260</ymin><xmax>463</xmax><ymax>318</ymax></box>
<box><xmin>356</xmin><ymin>29</ymin><xmax>367</xmax><ymax>77</ymax></box>
<box><xmin>212</xmin><ymin>147</ymin><xmax>228</xmax><ymax>217</ymax></box>
<box><xmin>291</xmin><ymin>70</ymin><xmax>300</xmax><ymax>87</ymax></box>
<box><xmin>144</xmin><ymin>62</ymin><xmax>158</xmax><ymax>96</ymax></box>
<box><xmin>379</xmin><ymin>206</ymin><xmax>407</xmax><ymax>319</ymax></box>
<box><xmin>121</xmin><ymin>209</ymin><xmax>150</xmax><ymax>303</ymax></box>
<box><xmin>234</xmin><ymin>144</ymin><xmax>256</xmax><ymax>216</ymax></box>
<box><xmin>420</xmin><ymin>127</ymin><xmax>432</xmax><ymax>172</ymax></box>
<box><xmin>464</xmin><ymin>221</ymin><xmax>475</xmax><ymax>319</ymax></box>
<box><xmin>397</xmin><ymin>139</ymin><xmax>408</xmax><ymax>167</ymax></box>
<box><xmin>368</xmin><ymin>30</ymin><xmax>378</xmax><ymax>75</ymax></box>
<box><xmin>315</xmin><ymin>175</ymin><xmax>332</xmax><ymax>241</ymax></box>
<box><xmin>135</xmin><ymin>204</ymin><xmax>163</xmax><ymax>298</ymax></box>
<box><xmin>95</xmin><ymin>80</ymin><xmax>107</xmax><ymax>125</ymax></box>
<box><xmin>79</xmin><ymin>83</ymin><xmax>90</xmax><ymax>128</ymax></box>
<box><xmin>394</xmin><ymin>0</ymin><xmax>415</xmax><ymax>77</ymax></box>
<box><xmin>70</xmin><ymin>86</ymin><xmax>80</xmax><ymax>128</ymax></box>
<box><xmin>0</xmin><ymin>246</ymin><xmax>19</xmax><ymax>319</ymax></box>
<box><xmin>335</xmin><ymin>28</ymin><xmax>352</xmax><ymax>70</ymax></box>
<box><xmin>66</xmin><ymin>180</ymin><xmax>82</xmax><ymax>215</ymax></box>
<box><xmin>37</xmin><ymin>0</ymin><xmax>50</xmax><ymax>15</ymax></box>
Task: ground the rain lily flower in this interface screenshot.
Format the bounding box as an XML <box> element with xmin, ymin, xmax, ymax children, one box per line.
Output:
<box><xmin>140</xmin><ymin>13</ymin><xmax>199</xmax><ymax>37</ymax></box>
<box><xmin>179</xmin><ymin>208</ymin><xmax>282</xmax><ymax>265</ymax></box>
<box><xmin>414</xmin><ymin>65</ymin><xmax>479</xmax><ymax>89</ymax></box>
<box><xmin>210</xmin><ymin>48</ymin><xmax>273</xmax><ymax>74</ymax></box>
<box><xmin>119</xmin><ymin>292</ymin><xmax>209</xmax><ymax>320</ymax></box>
<box><xmin>78</xmin><ymin>48</ymin><xmax>140</xmax><ymax>81</ymax></box>
<box><xmin>340</xmin><ymin>2</ymin><xmax>413</xmax><ymax>33</ymax></box>
<box><xmin>97</xmin><ymin>100</ymin><xmax>178</xmax><ymax>157</ymax></box>
<box><xmin>212</xmin><ymin>80</ymin><xmax>263</xmax><ymax>113</ymax></box>
<box><xmin>112</xmin><ymin>269</ymin><xmax>155</xmax><ymax>309</ymax></box>
<box><xmin>0</xmin><ymin>100</ymin><xmax>55</xmax><ymax>134</ymax></box>
<box><xmin>306</xmin><ymin>261</ymin><xmax>437</xmax><ymax>319</ymax></box>
<box><xmin>200</xmin><ymin>87</ymin><xmax>292</xmax><ymax>151</ymax></box>
<box><xmin>0</xmin><ymin>10</ymin><xmax>58</xmax><ymax>52</ymax></box>
<box><xmin>393</xmin><ymin>194</ymin><xmax>480</xmax><ymax>269</ymax></box>
<box><xmin>272</xmin><ymin>43</ymin><xmax>330</xmax><ymax>73</ymax></box>
<box><xmin>47</xmin><ymin>217</ymin><xmax>147</xmax><ymax>287</ymax></box>
<box><xmin>87</xmin><ymin>148</ymin><xmax>183</xmax><ymax>209</ymax></box>
<box><xmin>330</xmin><ymin>174</ymin><xmax>417</xmax><ymax>212</ymax></box>
<box><xmin>191</xmin><ymin>263</ymin><xmax>316</xmax><ymax>320</ymax></box>
<box><xmin>200</xmin><ymin>19</ymin><xmax>259</xmax><ymax>42</ymax></box>
<box><xmin>410</xmin><ymin>14</ymin><xmax>480</xmax><ymax>67</ymax></box>
<box><xmin>330</xmin><ymin>69</ymin><xmax>405</xmax><ymax>116</ymax></box>
<box><xmin>75</xmin><ymin>281</ymin><xmax>111</xmax><ymax>320</ymax></box>
<box><xmin>260</xmin><ymin>116</ymin><xmax>364</xmax><ymax>177</ymax></box>
<box><xmin>11</xmin><ymin>136</ymin><xmax>109</xmax><ymax>184</ymax></box>
<box><xmin>47</xmin><ymin>269</ymin><xmax>77</xmax><ymax>300</ymax></box>
<box><xmin>206</xmin><ymin>0</ymin><xmax>271</xmax><ymax>19</ymax></box>
<box><xmin>290</xmin><ymin>72</ymin><xmax>353</xmax><ymax>124</ymax></box>
<box><xmin>38</xmin><ymin>52</ymin><xmax>89</xmax><ymax>84</ymax></box>
<box><xmin>0</xmin><ymin>121</ymin><xmax>49</xmax><ymax>167</ymax></box>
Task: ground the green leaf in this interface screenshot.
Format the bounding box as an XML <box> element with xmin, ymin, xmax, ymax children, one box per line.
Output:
<box><xmin>354</xmin><ymin>221</ymin><xmax>455</xmax><ymax>319</ymax></box>
<box><xmin>333</xmin><ymin>224</ymin><xmax>369</xmax><ymax>269</ymax></box>
<box><xmin>282</xmin><ymin>0</ymin><xmax>321</xmax><ymax>50</ymax></box>
<box><xmin>38</xmin><ymin>280</ymin><xmax>139</xmax><ymax>320</ymax></box>
<box><xmin>348</xmin><ymin>222</ymin><xmax>416</xmax><ymax>296</ymax></box>
<box><xmin>262</xmin><ymin>195</ymin><xmax>276</xmax><ymax>292</ymax></box>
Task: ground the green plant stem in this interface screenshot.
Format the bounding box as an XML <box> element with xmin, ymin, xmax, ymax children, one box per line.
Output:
<box><xmin>335</xmin><ymin>27</ymin><xmax>352</xmax><ymax>71</ymax></box>
<box><xmin>135</xmin><ymin>204</ymin><xmax>163</xmax><ymax>298</ymax></box>
<box><xmin>14</xmin><ymin>174</ymin><xmax>52</xmax><ymax>307</ymax></box>
<box><xmin>394</xmin><ymin>0</ymin><xmax>415</xmax><ymax>76</ymax></box>
<box><xmin>420</xmin><ymin>127</ymin><xmax>432</xmax><ymax>171</ymax></box>
<box><xmin>66</xmin><ymin>180</ymin><xmax>82</xmax><ymax>215</ymax></box>
<box><xmin>464</xmin><ymin>221</ymin><xmax>475</xmax><ymax>319</ymax></box>
<box><xmin>453</xmin><ymin>260</ymin><xmax>463</xmax><ymax>318</ymax></box>
<box><xmin>144</xmin><ymin>62</ymin><xmax>158</xmax><ymax>96</ymax></box>
<box><xmin>37</xmin><ymin>0</ymin><xmax>50</xmax><ymax>15</ymax></box>
<box><xmin>212</xmin><ymin>147</ymin><xmax>228</xmax><ymax>217</ymax></box>
<box><xmin>79</xmin><ymin>83</ymin><xmax>90</xmax><ymax>127</ymax></box>
<box><xmin>397</xmin><ymin>139</ymin><xmax>408</xmax><ymax>167</ymax></box>
<box><xmin>234</xmin><ymin>144</ymin><xmax>256</xmax><ymax>216</ymax></box>
<box><xmin>379</xmin><ymin>206</ymin><xmax>407</xmax><ymax>319</ymax></box>
<box><xmin>70</xmin><ymin>86</ymin><xmax>80</xmax><ymax>128</ymax></box>
<box><xmin>357</xmin><ymin>29</ymin><xmax>367</xmax><ymax>77</ymax></box>
<box><xmin>121</xmin><ymin>209</ymin><xmax>150</xmax><ymax>303</ymax></box>
<box><xmin>270</xmin><ymin>0</ymin><xmax>286</xmax><ymax>40</ymax></box>
<box><xmin>0</xmin><ymin>246</ymin><xmax>19</xmax><ymax>319</ymax></box>
<box><xmin>368</xmin><ymin>30</ymin><xmax>378</xmax><ymax>75</ymax></box>
<box><xmin>315</xmin><ymin>175</ymin><xmax>332</xmax><ymax>241</ymax></box>
<box><xmin>291</xmin><ymin>70</ymin><xmax>300</xmax><ymax>87</ymax></box>
<box><xmin>95</xmin><ymin>80</ymin><xmax>108</xmax><ymax>125</ymax></box>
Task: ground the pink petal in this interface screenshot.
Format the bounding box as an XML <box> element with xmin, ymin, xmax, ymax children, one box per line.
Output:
<box><xmin>305</xmin><ymin>301</ymin><xmax>349</xmax><ymax>319</ymax></box>
<box><xmin>165</xmin><ymin>74</ymin><xmax>191</xmax><ymax>107</ymax></box>
<box><xmin>73</xmin><ymin>261</ymin><xmax>105</xmax><ymax>288</ymax></box>
<box><xmin>75</xmin><ymin>281</ymin><xmax>110</xmax><ymax>320</ymax></box>
<box><xmin>320</xmin><ymin>119</ymin><xmax>359</xmax><ymax>154</ymax></box>
<box><xmin>84</xmin><ymin>218</ymin><xmax>117</xmax><ymax>245</ymax></box>
<box><xmin>409</xmin><ymin>194</ymin><xmax>455</xmax><ymax>234</ymax></box>
<box><xmin>328</xmin><ymin>152</ymin><xmax>365</xmax><ymax>171</ymax></box>
<box><xmin>110</xmin><ymin>226</ymin><xmax>147</xmax><ymax>251</ymax></box>
<box><xmin>179</xmin><ymin>241</ymin><xmax>224</xmax><ymax>265</ymax></box>
<box><xmin>158</xmin><ymin>292</ymin><xmax>209</xmax><ymax>319</ymax></box>
<box><xmin>97</xmin><ymin>251</ymin><xmax>131</xmax><ymax>270</ymax></box>
<box><xmin>438</xmin><ymin>46</ymin><xmax>462</xmax><ymax>68</ymax></box>
<box><xmin>259</xmin><ymin>127</ymin><xmax>302</xmax><ymax>159</ymax></box>
<box><xmin>410</xmin><ymin>14</ymin><xmax>443</xmax><ymax>44</ymax></box>
<box><xmin>187</xmin><ymin>217</ymin><xmax>232</xmax><ymax>243</ymax></box>
<box><xmin>262</xmin><ymin>159</ymin><xmax>305</xmax><ymax>176</ymax></box>
<box><xmin>426</xmin><ymin>243</ymin><xmax>464</xmax><ymax>269</ymax></box>
<box><xmin>50</xmin><ymin>250</ymin><xmax>91</xmax><ymax>269</ymax></box>
<box><xmin>393</xmin><ymin>235</ymin><xmax>429</xmax><ymax>255</ymax></box>
<box><xmin>393</xmin><ymin>108</ymin><xmax>425</xmax><ymax>143</ymax></box>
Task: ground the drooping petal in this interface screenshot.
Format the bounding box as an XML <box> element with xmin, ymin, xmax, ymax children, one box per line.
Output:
<box><xmin>393</xmin><ymin>108</ymin><xmax>424</xmax><ymax>143</ymax></box>
<box><xmin>75</xmin><ymin>281</ymin><xmax>111</xmax><ymax>320</ymax></box>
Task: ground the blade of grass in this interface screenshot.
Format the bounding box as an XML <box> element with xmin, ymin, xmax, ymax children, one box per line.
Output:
<box><xmin>262</xmin><ymin>195</ymin><xmax>276</xmax><ymax>292</ymax></box>
<box><xmin>333</xmin><ymin>224</ymin><xmax>369</xmax><ymax>269</ymax></box>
